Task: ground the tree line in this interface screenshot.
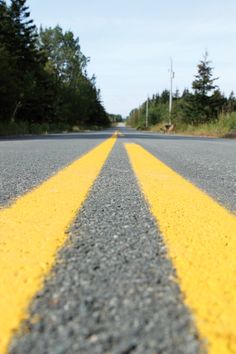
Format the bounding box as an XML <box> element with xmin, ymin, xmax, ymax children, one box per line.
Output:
<box><xmin>0</xmin><ymin>0</ymin><xmax>110</xmax><ymax>134</ymax></box>
<box><xmin>108</xmin><ymin>114</ymin><xmax>123</xmax><ymax>123</ymax></box>
<box><xmin>128</xmin><ymin>52</ymin><xmax>236</xmax><ymax>130</ymax></box>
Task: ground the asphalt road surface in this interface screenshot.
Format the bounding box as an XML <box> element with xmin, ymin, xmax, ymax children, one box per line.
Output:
<box><xmin>1</xmin><ymin>127</ymin><xmax>236</xmax><ymax>354</ymax></box>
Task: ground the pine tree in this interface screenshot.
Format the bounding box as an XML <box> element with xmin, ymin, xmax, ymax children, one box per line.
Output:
<box><xmin>7</xmin><ymin>0</ymin><xmax>54</xmax><ymax>123</ymax></box>
<box><xmin>192</xmin><ymin>51</ymin><xmax>218</xmax><ymax>96</ymax></box>
<box><xmin>160</xmin><ymin>90</ymin><xmax>169</xmax><ymax>104</ymax></box>
<box><xmin>9</xmin><ymin>0</ymin><xmax>38</xmax><ymax>67</ymax></box>
<box><xmin>0</xmin><ymin>1</ymin><xmax>20</xmax><ymax>121</ymax></box>
<box><xmin>185</xmin><ymin>52</ymin><xmax>221</xmax><ymax>124</ymax></box>
<box><xmin>0</xmin><ymin>1</ymin><xmax>9</xmax><ymax>41</ymax></box>
<box><xmin>226</xmin><ymin>91</ymin><xmax>236</xmax><ymax>113</ymax></box>
<box><xmin>0</xmin><ymin>1</ymin><xmax>109</xmax><ymax>128</ymax></box>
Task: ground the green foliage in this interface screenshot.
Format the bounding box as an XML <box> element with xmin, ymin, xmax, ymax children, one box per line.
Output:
<box><xmin>0</xmin><ymin>121</ymin><xmax>29</xmax><ymax>135</ymax></box>
<box><xmin>38</xmin><ymin>26</ymin><xmax>109</xmax><ymax>127</ymax></box>
<box><xmin>108</xmin><ymin>114</ymin><xmax>123</xmax><ymax>123</ymax></box>
<box><xmin>127</xmin><ymin>52</ymin><xmax>236</xmax><ymax>133</ymax></box>
<box><xmin>127</xmin><ymin>98</ymin><xmax>169</xmax><ymax>128</ymax></box>
<box><xmin>0</xmin><ymin>45</ymin><xmax>19</xmax><ymax>121</ymax></box>
<box><xmin>0</xmin><ymin>0</ymin><xmax>109</xmax><ymax>133</ymax></box>
<box><xmin>192</xmin><ymin>51</ymin><xmax>218</xmax><ymax>95</ymax></box>
<box><xmin>173</xmin><ymin>112</ymin><xmax>236</xmax><ymax>137</ymax></box>
<box><xmin>218</xmin><ymin>112</ymin><xmax>236</xmax><ymax>131</ymax></box>
<box><xmin>181</xmin><ymin>51</ymin><xmax>222</xmax><ymax>124</ymax></box>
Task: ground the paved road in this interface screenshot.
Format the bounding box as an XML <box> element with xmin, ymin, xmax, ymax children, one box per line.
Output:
<box><xmin>1</xmin><ymin>128</ymin><xmax>235</xmax><ymax>211</ymax></box>
<box><xmin>0</xmin><ymin>127</ymin><xmax>236</xmax><ymax>354</ymax></box>
<box><xmin>0</xmin><ymin>131</ymin><xmax>113</xmax><ymax>206</ymax></box>
<box><xmin>122</xmin><ymin>129</ymin><xmax>236</xmax><ymax>212</ymax></box>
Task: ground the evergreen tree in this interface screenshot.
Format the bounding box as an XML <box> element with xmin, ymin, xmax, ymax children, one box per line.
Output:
<box><xmin>9</xmin><ymin>0</ymin><xmax>38</xmax><ymax>69</ymax></box>
<box><xmin>226</xmin><ymin>91</ymin><xmax>236</xmax><ymax>113</ymax></box>
<box><xmin>187</xmin><ymin>52</ymin><xmax>220</xmax><ymax>124</ymax></box>
<box><xmin>160</xmin><ymin>89</ymin><xmax>169</xmax><ymax>103</ymax></box>
<box><xmin>0</xmin><ymin>1</ymin><xmax>9</xmax><ymax>41</ymax></box>
<box><xmin>127</xmin><ymin>53</ymin><xmax>236</xmax><ymax>128</ymax></box>
<box><xmin>0</xmin><ymin>46</ymin><xmax>19</xmax><ymax>121</ymax></box>
<box><xmin>182</xmin><ymin>88</ymin><xmax>190</xmax><ymax>97</ymax></box>
<box><xmin>0</xmin><ymin>0</ymin><xmax>109</xmax><ymax>130</ymax></box>
<box><xmin>210</xmin><ymin>89</ymin><xmax>226</xmax><ymax>118</ymax></box>
<box><xmin>0</xmin><ymin>0</ymin><xmax>20</xmax><ymax>121</ymax></box>
<box><xmin>192</xmin><ymin>51</ymin><xmax>218</xmax><ymax>96</ymax></box>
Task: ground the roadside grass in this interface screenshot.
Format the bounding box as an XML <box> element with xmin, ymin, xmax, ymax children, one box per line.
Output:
<box><xmin>0</xmin><ymin>122</ymin><xmax>107</xmax><ymax>136</ymax></box>
<box><xmin>150</xmin><ymin>112</ymin><xmax>236</xmax><ymax>138</ymax></box>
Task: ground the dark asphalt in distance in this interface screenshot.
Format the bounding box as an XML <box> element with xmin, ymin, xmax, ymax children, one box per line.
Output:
<box><xmin>3</xmin><ymin>127</ymin><xmax>235</xmax><ymax>353</ymax></box>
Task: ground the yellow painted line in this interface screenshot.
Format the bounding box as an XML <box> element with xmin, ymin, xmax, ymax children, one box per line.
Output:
<box><xmin>112</xmin><ymin>130</ymin><xmax>125</xmax><ymax>137</ymax></box>
<box><xmin>125</xmin><ymin>143</ymin><xmax>236</xmax><ymax>354</ymax></box>
<box><xmin>113</xmin><ymin>130</ymin><xmax>119</xmax><ymax>138</ymax></box>
<box><xmin>118</xmin><ymin>131</ymin><xmax>125</xmax><ymax>137</ymax></box>
<box><xmin>0</xmin><ymin>136</ymin><xmax>116</xmax><ymax>353</ymax></box>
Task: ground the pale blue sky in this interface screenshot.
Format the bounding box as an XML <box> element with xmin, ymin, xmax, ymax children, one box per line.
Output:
<box><xmin>27</xmin><ymin>0</ymin><xmax>236</xmax><ymax>116</ymax></box>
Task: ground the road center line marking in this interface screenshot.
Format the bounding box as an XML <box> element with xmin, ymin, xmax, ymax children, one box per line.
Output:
<box><xmin>118</xmin><ymin>131</ymin><xmax>125</xmax><ymax>137</ymax></box>
<box><xmin>125</xmin><ymin>143</ymin><xmax>236</xmax><ymax>354</ymax></box>
<box><xmin>0</xmin><ymin>135</ymin><xmax>116</xmax><ymax>353</ymax></box>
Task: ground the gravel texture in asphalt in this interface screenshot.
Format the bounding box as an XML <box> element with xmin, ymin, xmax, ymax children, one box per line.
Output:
<box><xmin>9</xmin><ymin>141</ymin><xmax>202</xmax><ymax>354</ymax></box>
<box><xmin>123</xmin><ymin>129</ymin><xmax>236</xmax><ymax>212</ymax></box>
<box><xmin>0</xmin><ymin>132</ymin><xmax>111</xmax><ymax>206</ymax></box>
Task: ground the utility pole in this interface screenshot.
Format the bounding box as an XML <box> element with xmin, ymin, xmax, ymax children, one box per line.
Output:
<box><xmin>146</xmin><ymin>96</ymin><xmax>149</xmax><ymax>129</ymax></box>
<box><xmin>169</xmin><ymin>58</ymin><xmax>175</xmax><ymax>125</ymax></box>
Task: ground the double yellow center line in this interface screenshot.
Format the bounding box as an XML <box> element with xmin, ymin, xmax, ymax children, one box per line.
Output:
<box><xmin>0</xmin><ymin>135</ymin><xmax>116</xmax><ymax>353</ymax></box>
<box><xmin>1</xmin><ymin>135</ymin><xmax>236</xmax><ymax>354</ymax></box>
<box><xmin>126</xmin><ymin>143</ymin><xmax>236</xmax><ymax>354</ymax></box>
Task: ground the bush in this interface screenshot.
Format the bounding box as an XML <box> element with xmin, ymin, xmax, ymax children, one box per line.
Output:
<box><xmin>29</xmin><ymin>123</ymin><xmax>44</xmax><ymax>134</ymax></box>
<box><xmin>218</xmin><ymin>112</ymin><xmax>236</xmax><ymax>131</ymax></box>
<box><xmin>0</xmin><ymin>121</ymin><xmax>29</xmax><ymax>136</ymax></box>
<box><xmin>49</xmin><ymin>122</ymin><xmax>71</xmax><ymax>133</ymax></box>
